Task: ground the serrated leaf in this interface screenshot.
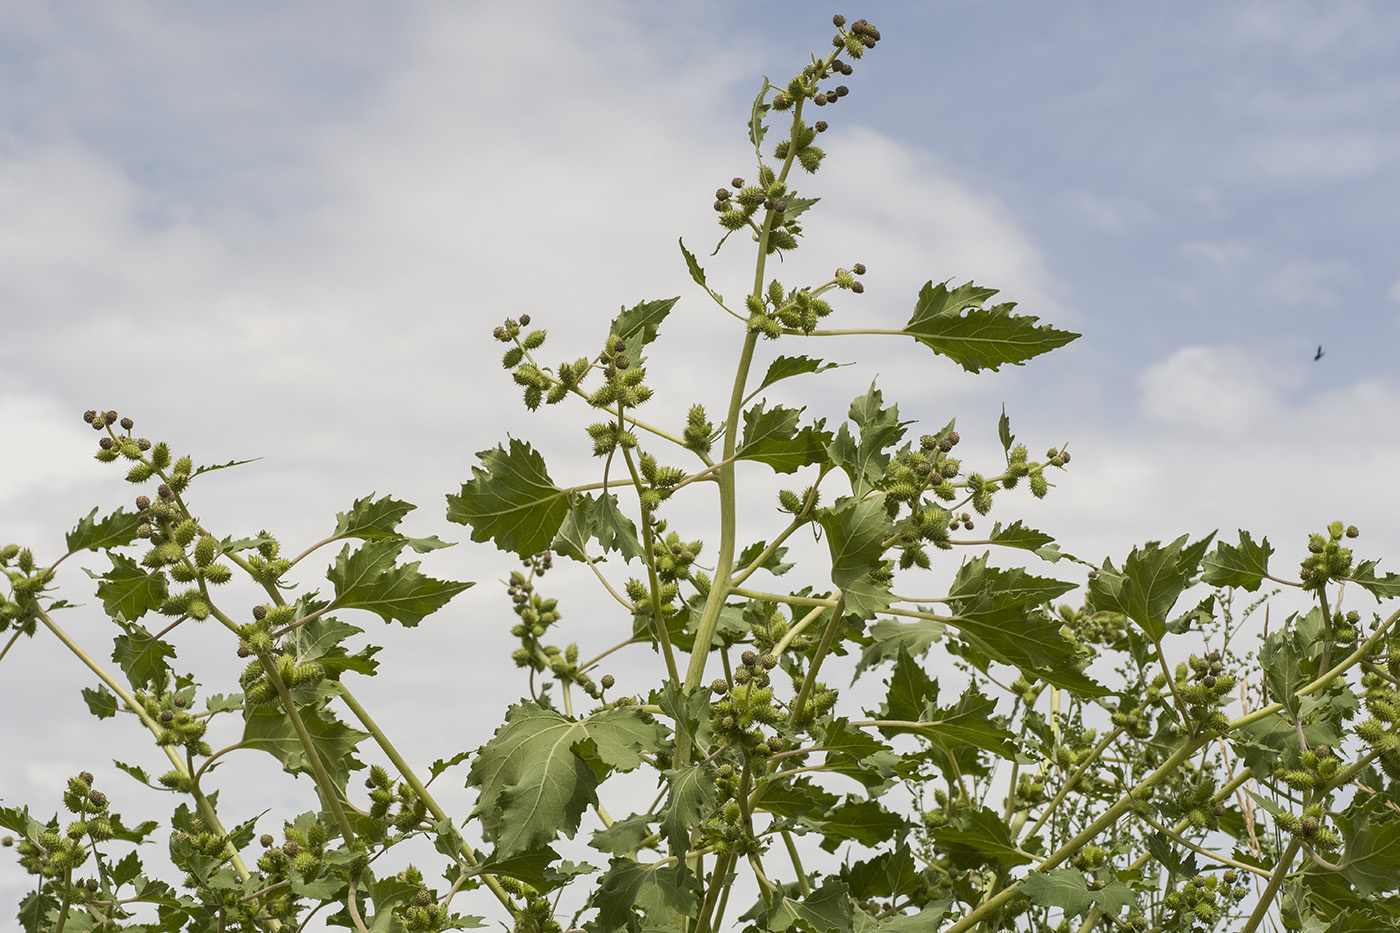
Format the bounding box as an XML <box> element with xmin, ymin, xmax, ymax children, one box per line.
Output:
<box><xmin>1349</xmin><ymin>560</ymin><xmax>1400</xmax><ymax>599</ymax></box>
<box><xmin>748</xmin><ymin>77</ymin><xmax>771</xmax><ymax>152</ymax></box>
<box><xmin>66</xmin><ymin>506</ymin><xmax>141</xmax><ymax>553</ymax></box>
<box><xmin>111</xmin><ymin>619</ymin><xmax>175</xmax><ymax>691</ymax></box>
<box><xmin>285</xmin><ymin>614</ymin><xmax>380</xmax><ymax>680</ymax></box>
<box><xmin>590</xmin><ymin>858</ymin><xmax>699</xmax><ymax>933</ymax></box>
<box><xmin>819</xmin><ymin>495</ymin><xmax>893</xmax><ymax>620</ymax></box>
<box><xmin>877</xmin><ymin>654</ymin><xmax>1018</xmax><ymax>758</ymax></box>
<box><xmin>679</xmin><ymin>238</ymin><xmax>720</xmax><ymax>305</ymax></box>
<box><xmin>747</xmin><ymin>878</ymin><xmax>852</xmax><ymax>933</ymax></box>
<box><xmin>1202</xmin><ymin>530</ymin><xmax>1274</xmax><ymax>591</ymax></box>
<box><xmin>1018</xmin><ymin>869</ymin><xmax>1095</xmax><ymax>917</ymax></box>
<box><xmin>855</xmin><ymin>618</ymin><xmax>946</xmax><ymax>679</ymax></box>
<box><xmin>468</xmin><ymin>702</ymin><xmax>666</xmax><ymax>859</ymax></box>
<box><xmin>591</xmin><ymin>813</ymin><xmax>655</xmax><ymax>857</ymax></box>
<box><xmin>327</xmin><ymin>538</ymin><xmax>472</xmax><ymax>627</ymax></box>
<box><xmin>988</xmin><ymin>521</ymin><xmax>1072</xmax><ymax>563</ymax></box>
<box><xmin>827</xmin><ymin>383</ymin><xmax>910</xmax><ymax>496</ymax></box>
<box><xmin>0</xmin><ymin>805</ymin><xmax>43</xmax><ymax>841</ymax></box>
<box><xmin>81</xmin><ymin>685</ymin><xmax>118</xmax><ymax>719</ymax></box>
<box><xmin>816</xmin><ymin>797</ymin><xmax>909</xmax><ymax>852</ymax></box>
<box><xmin>430</xmin><ymin>751</ymin><xmax>472</xmax><ymax>781</ymax></box>
<box><xmin>903</xmin><ymin>280</ymin><xmax>1079</xmax><ymax>372</ymax></box>
<box><xmin>737</xmin><ymin>402</ymin><xmax>831</xmax><ymax>473</ymax></box>
<box><xmin>737</xmin><ymin>540</ymin><xmax>794</xmax><ymax>577</ymax></box>
<box><xmin>90</xmin><ymin>552</ymin><xmax>168</xmax><ymax>622</ymax></box>
<box><xmin>608</xmin><ymin>297</ymin><xmax>679</xmax><ymax>359</ymax></box>
<box><xmin>1342</xmin><ymin>812</ymin><xmax>1400</xmax><ymax>897</ymax></box>
<box><xmin>447</xmin><ymin>438</ymin><xmax>570</xmax><ymax>557</ymax></box>
<box><xmin>818</xmin><ymin>718</ymin><xmax>899</xmax><ymax>790</ymax></box>
<box><xmin>661</xmin><ymin>767</ymin><xmax>716</xmax><ymax>859</ymax></box>
<box><xmin>333</xmin><ymin>493</ymin><xmax>451</xmax><ymax>553</ymax></box>
<box><xmin>932</xmin><ymin>806</ymin><xmax>1031</xmax><ymax>870</ymax></box>
<box><xmin>114</xmin><ymin>760</ymin><xmax>151</xmax><ymax>785</ymax></box>
<box><xmin>756</xmin><ymin>355</ymin><xmax>844</xmax><ymax>393</ymax></box>
<box><xmin>190</xmin><ymin>456</ymin><xmax>260</xmax><ymax>477</ymax></box>
<box><xmin>842</xmin><ymin>844</ymin><xmax>923</xmax><ymax>901</ymax></box>
<box><xmin>243</xmin><ymin>703</ymin><xmax>368</xmax><ymax>794</ymax></box>
<box><xmin>1088</xmin><ymin>535</ymin><xmax>1201</xmax><ymax>642</ymax></box>
<box><xmin>997</xmin><ymin>406</ymin><xmax>1014</xmax><ymax>453</ymax></box>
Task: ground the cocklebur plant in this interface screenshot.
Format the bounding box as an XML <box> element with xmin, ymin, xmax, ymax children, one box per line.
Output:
<box><xmin>6</xmin><ymin>14</ymin><xmax>1400</xmax><ymax>933</ymax></box>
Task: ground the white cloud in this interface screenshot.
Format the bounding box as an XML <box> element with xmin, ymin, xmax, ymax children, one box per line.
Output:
<box><xmin>1064</xmin><ymin>191</ymin><xmax>1153</xmax><ymax>233</ymax></box>
<box><xmin>1139</xmin><ymin>344</ymin><xmax>1291</xmax><ymax>433</ymax></box>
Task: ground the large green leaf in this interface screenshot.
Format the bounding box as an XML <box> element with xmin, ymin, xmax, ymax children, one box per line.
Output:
<box><xmin>89</xmin><ymin>552</ymin><xmax>168</xmax><ymax>622</ymax></box>
<box><xmin>819</xmin><ymin>495</ymin><xmax>893</xmax><ymax>620</ymax></box>
<box><xmin>815</xmin><ymin>797</ymin><xmax>909</xmax><ymax>852</ymax></box>
<box><xmin>468</xmin><ymin>702</ymin><xmax>666</xmax><ymax>859</ymax></box>
<box><xmin>332</xmin><ymin>493</ymin><xmax>450</xmax><ymax>553</ymax></box>
<box><xmin>902</xmin><ymin>280</ymin><xmax>1079</xmax><ymax>373</ymax></box>
<box><xmin>827</xmin><ymin>383</ymin><xmax>909</xmax><ymax>496</ymax></box>
<box><xmin>660</xmin><ymin>766</ymin><xmax>717</xmax><ymax>860</ymax></box>
<box><xmin>552</xmin><ymin>492</ymin><xmax>646</xmax><ymax>563</ymax></box>
<box><xmin>743</xmin><ymin>878</ymin><xmax>853</xmax><ymax>933</ymax></box>
<box><xmin>608</xmin><ymin>297</ymin><xmax>679</xmax><ymax>359</ymax></box>
<box><xmin>1088</xmin><ymin>535</ymin><xmax>1204</xmax><ymax>642</ymax></box>
<box><xmin>326</xmin><ymin>538</ymin><xmax>471</xmax><ymax>627</ymax></box>
<box><xmin>66</xmin><ymin>506</ymin><xmax>141</xmax><ymax>553</ymax></box>
<box><xmin>736</xmin><ymin>403</ymin><xmax>831</xmax><ymax>473</ymax></box>
<box><xmin>876</xmin><ymin>652</ymin><xmax>1019</xmax><ymax>759</ymax></box>
<box><xmin>1342</xmin><ymin>812</ymin><xmax>1400</xmax><ymax>898</ymax></box>
<box><xmin>855</xmin><ymin>618</ymin><xmax>946</xmax><ymax>678</ymax></box>
<box><xmin>589</xmin><ymin>858</ymin><xmax>698</xmax><ymax>933</ymax></box>
<box><xmin>447</xmin><ymin>438</ymin><xmax>570</xmax><ymax>557</ymax></box>
<box><xmin>111</xmin><ymin>620</ymin><xmax>175</xmax><ymax>691</ymax></box>
<box><xmin>1202</xmin><ymin>530</ymin><xmax>1274</xmax><ymax>591</ymax></box>
<box><xmin>242</xmin><ymin>702</ymin><xmax>368</xmax><ymax>794</ymax></box>
<box><xmin>1019</xmin><ymin>869</ymin><xmax>1138</xmax><ymax>919</ymax></box>
<box><xmin>755</xmin><ymin>355</ymin><xmax>844</xmax><ymax>393</ymax></box>
<box><xmin>931</xmin><ymin>806</ymin><xmax>1031</xmax><ymax>871</ymax></box>
<box><xmin>1349</xmin><ymin>560</ymin><xmax>1400</xmax><ymax>600</ymax></box>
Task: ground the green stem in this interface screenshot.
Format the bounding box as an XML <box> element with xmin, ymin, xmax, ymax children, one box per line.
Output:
<box><xmin>621</xmin><ymin>447</ymin><xmax>681</xmax><ymax>685</ymax></box>
<box><xmin>694</xmin><ymin>851</ymin><xmax>736</xmax><ymax>933</ymax></box>
<box><xmin>788</xmin><ymin>595</ymin><xmax>845</xmax><ymax>728</ymax></box>
<box><xmin>337</xmin><ymin>686</ymin><xmax>520</xmax><ymax>918</ymax></box>
<box><xmin>1023</xmin><ymin>728</ymin><xmax>1122</xmax><ymax>842</ymax></box>
<box><xmin>1239</xmin><ymin>839</ymin><xmax>1301</xmax><ymax>933</ymax></box>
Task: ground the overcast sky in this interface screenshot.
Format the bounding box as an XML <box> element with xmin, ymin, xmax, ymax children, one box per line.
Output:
<box><xmin>3</xmin><ymin>1</ymin><xmax>1399</xmax><ymax>922</ymax></box>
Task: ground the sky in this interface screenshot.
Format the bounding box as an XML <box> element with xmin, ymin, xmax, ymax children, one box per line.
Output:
<box><xmin>2</xmin><ymin>0</ymin><xmax>1399</xmax><ymax>923</ymax></box>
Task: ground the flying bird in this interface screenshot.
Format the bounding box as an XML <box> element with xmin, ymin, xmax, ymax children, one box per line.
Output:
<box><xmin>1314</xmin><ymin>346</ymin><xmax>1323</xmax><ymax>361</ymax></box>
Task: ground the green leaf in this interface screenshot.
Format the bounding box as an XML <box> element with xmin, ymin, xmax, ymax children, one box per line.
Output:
<box><xmin>583</xmin><ymin>493</ymin><xmax>645</xmax><ymax>561</ymax></box>
<box><xmin>114</xmin><ymin>760</ymin><xmax>151</xmax><ymax>785</ymax></box>
<box><xmin>931</xmin><ymin>806</ymin><xmax>1032</xmax><ymax>870</ymax></box>
<box><xmin>66</xmin><ymin>506</ymin><xmax>141</xmax><ymax>553</ymax></box>
<box><xmin>90</xmin><ymin>552</ymin><xmax>168</xmax><ymax>622</ymax></box>
<box><xmin>430</xmin><ymin>751</ymin><xmax>472</xmax><ymax>782</ymax></box>
<box><xmin>818</xmin><ymin>718</ymin><xmax>899</xmax><ymax>790</ymax></box>
<box><xmin>827</xmin><ymin>383</ymin><xmax>909</xmax><ymax>495</ymax></box>
<box><xmin>1202</xmin><ymin>530</ymin><xmax>1274</xmax><ymax>591</ymax></box>
<box><xmin>855</xmin><ymin>618</ymin><xmax>946</xmax><ymax>678</ymax></box>
<box><xmin>842</xmin><ymin>844</ymin><xmax>923</xmax><ymax>901</ymax></box>
<box><xmin>111</xmin><ymin>619</ymin><xmax>175</xmax><ymax>691</ymax></box>
<box><xmin>327</xmin><ymin>538</ymin><xmax>472</xmax><ymax>627</ymax></box>
<box><xmin>333</xmin><ymin>493</ymin><xmax>451</xmax><ymax>553</ymax></box>
<box><xmin>468</xmin><ymin>702</ymin><xmax>666</xmax><ymax>859</ymax></box>
<box><xmin>755</xmin><ymin>355</ymin><xmax>843</xmax><ymax>393</ymax></box>
<box><xmin>285</xmin><ymin>614</ymin><xmax>380</xmax><ymax>681</ymax></box>
<box><xmin>816</xmin><ymin>797</ymin><xmax>910</xmax><ymax>852</ymax></box>
<box><xmin>589</xmin><ymin>858</ymin><xmax>699</xmax><ymax>932</ymax></box>
<box><xmin>877</xmin><ymin>655</ymin><xmax>1019</xmax><ymax>758</ymax></box>
<box><xmin>819</xmin><ymin>495</ymin><xmax>893</xmax><ymax>620</ymax></box>
<box><xmin>447</xmin><ymin>438</ymin><xmax>570</xmax><ymax>557</ymax></box>
<box><xmin>242</xmin><ymin>703</ymin><xmax>368</xmax><ymax>795</ymax></box>
<box><xmin>1088</xmin><ymin>535</ymin><xmax>1201</xmax><ymax>642</ymax></box>
<box><xmin>902</xmin><ymin>280</ymin><xmax>1079</xmax><ymax>373</ymax></box>
<box><xmin>660</xmin><ymin>767</ymin><xmax>717</xmax><ymax>859</ymax></box>
<box><xmin>988</xmin><ymin>521</ymin><xmax>1071</xmax><ymax>563</ymax></box>
<box><xmin>1017</xmin><ymin>869</ymin><xmax>1094</xmax><ymax>917</ymax></box>
<box><xmin>81</xmin><ymin>685</ymin><xmax>118</xmax><ymax>719</ymax></box>
<box><xmin>997</xmin><ymin>406</ymin><xmax>1014</xmax><ymax>454</ymax></box>
<box><xmin>748</xmin><ymin>878</ymin><xmax>852</xmax><ymax>933</ymax></box>
<box><xmin>679</xmin><ymin>238</ymin><xmax>720</xmax><ymax>305</ymax></box>
<box><xmin>758</xmin><ymin>775</ymin><xmax>841</xmax><ymax>820</ymax></box>
<box><xmin>590</xmin><ymin>813</ymin><xmax>655</xmax><ymax>857</ymax></box>
<box><xmin>1349</xmin><ymin>560</ymin><xmax>1400</xmax><ymax>600</ymax></box>
<box><xmin>737</xmin><ymin>402</ymin><xmax>831</xmax><ymax>473</ymax></box>
<box><xmin>1342</xmin><ymin>812</ymin><xmax>1400</xmax><ymax>897</ymax></box>
<box><xmin>1259</xmin><ymin>609</ymin><xmax>1325</xmax><ymax>714</ymax></box>
<box><xmin>748</xmin><ymin>78</ymin><xmax>771</xmax><ymax>152</ymax></box>
<box><xmin>608</xmin><ymin>297</ymin><xmax>679</xmax><ymax>359</ymax></box>
<box><xmin>190</xmin><ymin>456</ymin><xmax>260</xmax><ymax>477</ymax></box>
<box><xmin>737</xmin><ymin>540</ymin><xmax>794</xmax><ymax>577</ymax></box>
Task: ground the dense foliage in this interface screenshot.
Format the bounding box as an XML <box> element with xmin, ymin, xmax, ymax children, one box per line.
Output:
<box><xmin>5</xmin><ymin>15</ymin><xmax>1400</xmax><ymax>933</ymax></box>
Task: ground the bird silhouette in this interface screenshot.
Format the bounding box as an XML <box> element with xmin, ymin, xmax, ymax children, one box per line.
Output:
<box><xmin>1314</xmin><ymin>346</ymin><xmax>1324</xmax><ymax>361</ymax></box>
